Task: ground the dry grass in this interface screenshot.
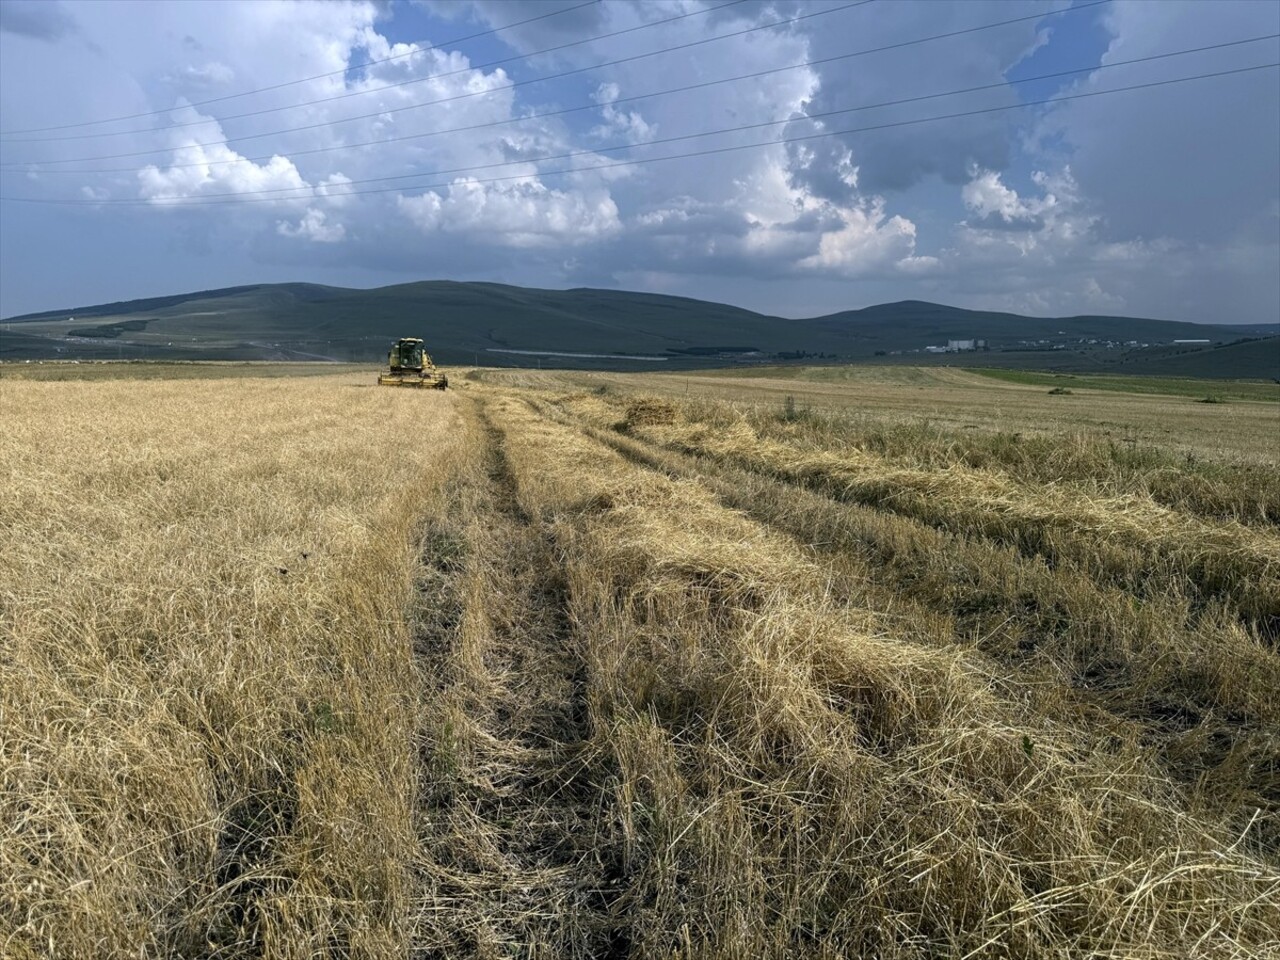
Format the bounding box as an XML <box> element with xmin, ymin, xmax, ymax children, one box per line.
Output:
<box><xmin>1</xmin><ymin>373</ymin><xmax>461</xmax><ymax>957</ymax></box>
<box><xmin>487</xmin><ymin>366</ymin><xmax>1280</xmax><ymax>464</ymax></box>
<box><xmin>0</xmin><ymin>360</ymin><xmax>367</xmax><ymax>382</ymax></box>
<box><xmin>557</xmin><ymin>393</ymin><xmax>1280</xmax><ymax>623</ymax></box>
<box><xmin>621</xmin><ymin>397</ymin><xmax>679</xmax><ymax>429</ymax></box>
<box><xmin>408</xmin><ymin>400</ymin><xmax>625</xmax><ymax>958</ymax></box>
<box><xmin>737</xmin><ymin>408</ymin><xmax>1280</xmax><ymax>525</ymax></box>
<box><xmin>5</xmin><ymin>364</ymin><xmax>1279</xmax><ymax>958</ymax></box>
<box><xmin>484</xmin><ymin>392</ymin><xmax>1279</xmax><ymax>958</ymax></box>
<box><xmin>556</xmin><ymin>406</ymin><xmax>1280</xmax><ymax>838</ymax></box>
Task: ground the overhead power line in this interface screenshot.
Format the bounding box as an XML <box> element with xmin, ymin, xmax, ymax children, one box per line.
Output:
<box><xmin>0</xmin><ymin>0</ymin><xmax>775</xmax><ymax>144</ymax></box>
<box><xmin>0</xmin><ymin>0</ymin><xmax>1102</xmax><ymax>168</ymax></box>
<box><xmin>125</xmin><ymin>56</ymin><xmax>1280</xmax><ymax>200</ymax></box>
<box><xmin>4</xmin><ymin>61</ymin><xmax>1272</xmax><ymax>207</ymax></box>
<box><xmin>11</xmin><ymin>32</ymin><xmax>1272</xmax><ymax>177</ymax></box>
<box><xmin>0</xmin><ymin>1</ymin><xmax>598</xmax><ymax>136</ymax></box>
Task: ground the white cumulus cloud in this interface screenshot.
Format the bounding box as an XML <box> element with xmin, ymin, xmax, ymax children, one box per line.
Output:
<box><xmin>591</xmin><ymin>82</ymin><xmax>656</xmax><ymax>143</ymax></box>
<box><xmin>277</xmin><ymin>208</ymin><xmax>344</xmax><ymax>242</ymax></box>
<box><xmin>397</xmin><ymin>177</ymin><xmax>620</xmax><ymax>248</ymax></box>
<box><xmin>137</xmin><ymin>106</ymin><xmax>311</xmax><ymax>205</ymax></box>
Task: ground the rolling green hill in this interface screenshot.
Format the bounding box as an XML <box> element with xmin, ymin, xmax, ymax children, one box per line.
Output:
<box><xmin>815</xmin><ymin>300</ymin><xmax>1264</xmax><ymax>345</ymax></box>
<box><xmin>3</xmin><ymin>281</ymin><xmax>1275</xmax><ymax>379</ymax></box>
<box><xmin>1107</xmin><ymin>336</ymin><xmax>1280</xmax><ymax>379</ymax></box>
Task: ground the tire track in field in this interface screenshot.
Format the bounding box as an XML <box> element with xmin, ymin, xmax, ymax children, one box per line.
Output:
<box><xmin>529</xmin><ymin>399</ymin><xmax>1280</xmax><ymax>838</ymax></box>
<box><xmin>412</xmin><ymin>397</ymin><xmax>627</xmax><ymax>959</ymax></box>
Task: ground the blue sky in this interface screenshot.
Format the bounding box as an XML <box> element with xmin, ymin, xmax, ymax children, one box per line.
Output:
<box><xmin>1</xmin><ymin>0</ymin><xmax>1276</xmax><ymax>323</ymax></box>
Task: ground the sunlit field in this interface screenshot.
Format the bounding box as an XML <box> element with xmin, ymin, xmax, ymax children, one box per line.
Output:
<box><xmin>1</xmin><ymin>372</ymin><xmax>462</xmax><ymax>956</ymax></box>
<box><xmin>3</xmin><ymin>364</ymin><xmax>1277</xmax><ymax>958</ymax></box>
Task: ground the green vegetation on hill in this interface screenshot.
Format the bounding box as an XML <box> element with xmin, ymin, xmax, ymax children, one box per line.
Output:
<box><xmin>973</xmin><ymin>368</ymin><xmax>1280</xmax><ymax>402</ymax></box>
<box><xmin>67</xmin><ymin>318</ymin><xmax>153</xmax><ymax>339</ymax></box>
<box><xmin>1112</xmin><ymin>336</ymin><xmax>1280</xmax><ymax>380</ymax></box>
<box><xmin>4</xmin><ymin>281</ymin><xmax>1273</xmax><ymax>379</ymax></box>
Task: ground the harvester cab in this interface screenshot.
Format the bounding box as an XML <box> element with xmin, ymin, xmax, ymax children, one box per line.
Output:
<box><xmin>378</xmin><ymin>337</ymin><xmax>448</xmax><ymax>389</ymax></box>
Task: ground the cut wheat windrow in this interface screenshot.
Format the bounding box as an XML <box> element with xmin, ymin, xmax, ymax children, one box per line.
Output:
<box><xmin>538</xmin><ymin>398</ymin><xmax>1279</xmax><ymax>840</ymax></box>
<box><xmin>548</xmin><ymin>390</ymin><xmax>1280</xmax><ymax>626</ymax></box>
<box><xmin>477</xmin><ymin>389</ymin><xmax>1278</xmax><ymax>959</ymax></box>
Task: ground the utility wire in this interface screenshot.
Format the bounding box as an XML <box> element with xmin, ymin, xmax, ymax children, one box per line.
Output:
<box><xmin>4</xmin><ymin>61</ymin><xmax>1272</xmax><ymax>207</ymax></box>
<box><xmin>0</xmin><ymin>0</ymin><xmax>768</xmax><ymax>143</ymax></box>
<box><xmin>2</xmin><ymin>0</ymin><xmax>1100</xmax><ymax>165</ymax></box>
<box><xmin>31</xmin><ymin>46</ymin><xmax>1276</xmax><ymax>200</ymax></box>
<box><xmin>14</xmin><ymin>32</ymin><xmax>1273</xmax><ymax>176</ymax></box>
<box><xmin>0</xmin><ymin>0</ymin><xmax>1100</xmax><ymax>167</ymax></box>
<box><xmin>0</xmin><ymin>1</ymin><xmax>598</xmax><ymax>136</ymax></box>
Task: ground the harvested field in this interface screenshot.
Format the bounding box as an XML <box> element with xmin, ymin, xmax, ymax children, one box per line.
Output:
<box><xmin>3</xmin><ymin>364</ymin><xmax>1278</xmax><ymax>959</ymax></box>
<box><xmin>1</xmin><ymin>373</ymin><xmax>462</xmax><ymax>957</ymax></box>
<box><xmin>489</xmin><ymin>365</ymin><xmax>1279</xmax><ymax>464</ymax></box>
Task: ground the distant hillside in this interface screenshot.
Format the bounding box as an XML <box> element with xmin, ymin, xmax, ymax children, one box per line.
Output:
<box><xmin>1229</xmin><ymin>323</ymin><xmax>1280</xmax><ymax>337</ymax></box>
<box><xmin>3</xmin><ymin>281</ymin><xmax>1274</xmax><ymax>379</ymax></box>
<box><xmin>816</xmin><ymin>300</ymin><xmax>1244</xmax><ymax>344</ymax></box>
<box><xmin>1114</xmin><ymin>336</ymin><xmax>1280</xmax><ymax>380</ymax></box>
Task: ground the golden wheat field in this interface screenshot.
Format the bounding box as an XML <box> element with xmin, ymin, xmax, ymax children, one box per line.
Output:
<box><xmin>2</xmin><ymin>363</ymin><xmax>1278</xmax><ymax>959</ymax></box>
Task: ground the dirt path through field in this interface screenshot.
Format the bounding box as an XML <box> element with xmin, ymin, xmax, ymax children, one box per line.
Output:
<box><xmin>411</xmin><ymin>396</ymin><xmax>625</xmax><ymax>959</ymax></box>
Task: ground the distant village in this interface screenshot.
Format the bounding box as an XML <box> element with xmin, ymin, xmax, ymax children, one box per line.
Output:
<box><xmin>894</xmin><ymin>336</ymin><xmax>1215</xmax><ymax>356</ymax></box>
<box><xmin>922</xmin><ymin>338</ymin><xmax>988</xmax><ymax>354</ymax></box>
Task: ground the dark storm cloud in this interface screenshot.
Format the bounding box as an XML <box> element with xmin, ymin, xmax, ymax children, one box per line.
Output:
<box><xmin>966</xmin><ymin>211</ymin><xmax>1046</xmax><ymax>232</ymax></box>
<box><xmin>787</xmin><ymin>0</ymin><xmax>1042</xmax><ymax>197</ymax></box>
<box><xmin>0</xmin><ymin>0</ymin><xmax>78</xmax><ymax>41</ymax></box>
<box><xmin>782</xmin><ymin>122</ymin><xmax>856</xmax><ymax>203</ymax></box>
<box><xmin>778</xmin><ymin>206</ymin><xmax>847</xmax><ymax>234</ymax></box>
<box><xmin>1041</xmin><ymin>1</ymin><xmax>1280</xmax><ymax>246</ymax></box>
